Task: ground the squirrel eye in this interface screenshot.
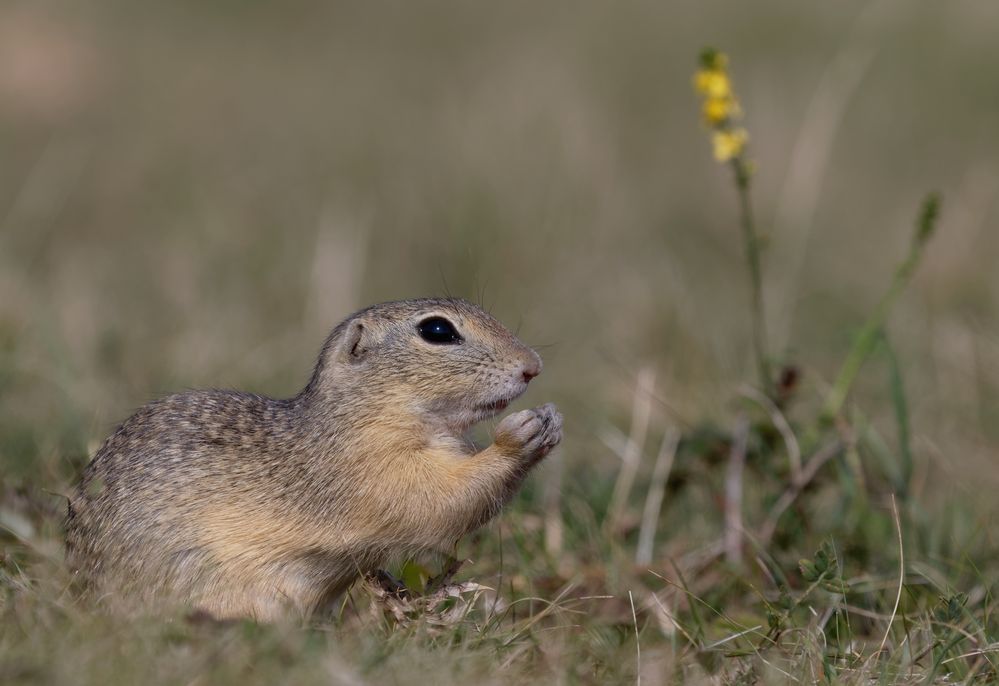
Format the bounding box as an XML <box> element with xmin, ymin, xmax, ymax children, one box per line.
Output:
<box><xmin>417</xmin><ymin>317</ymin><xmax>463</xmax><ymax>345</ymax></box>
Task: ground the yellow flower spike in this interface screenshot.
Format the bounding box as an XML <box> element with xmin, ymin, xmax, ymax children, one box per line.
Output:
<box><xmin>712</xmin><ymin>128</ymin><xmax>748</xmax><ymax>162</ymax></box>
<box><xmin>694</xmin><ymin>70</ymin><xmax>731</xmax><ymax>99</ymax></box>
<box><xmin>703</xmin><ymin>96</ymin><xmax>739</xmax><ymax>126</ymax></box>
<box><xmin>695</xmin><ymin>48</ymin><xmax>750</xmax><ymax>164</ymax></box>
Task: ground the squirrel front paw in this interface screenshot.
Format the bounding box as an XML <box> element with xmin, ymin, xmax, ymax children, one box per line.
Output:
<box><xmin>494</xmin><ymin>403</ymin><xmax>563</xmax><ymax>465</ymax></box>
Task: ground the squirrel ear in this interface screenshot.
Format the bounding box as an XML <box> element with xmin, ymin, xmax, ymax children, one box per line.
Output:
<box><xmin>339</xmin><ymin>319</ymin><xmax>371</xmax><ymax>363</ymax></box>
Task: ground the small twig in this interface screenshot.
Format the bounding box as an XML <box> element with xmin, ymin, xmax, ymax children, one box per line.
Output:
<box><xmin>636</xmin><ymin>428</ymin><xmax>680</xmax><ymax>566</ymax></box>
<box><xmin>740</xmin><ymin>384</ymin><xmax>802</xmax><ymax>483</ymax></box>
<box><xmin>724</xmin><ymin>415</ymin><xmax>750</xmax><ymax>565</ymax></box>
<box><xmin>758</xmin><ymin>440</ymin><xmax>842</xmax><ymax>545</ymax></box>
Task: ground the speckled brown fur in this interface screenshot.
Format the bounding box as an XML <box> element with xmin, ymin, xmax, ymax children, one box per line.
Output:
<box><xmin>65</xmin><ymin>298</ymin><xmax>562</xmax><ymax>621</ymax></box>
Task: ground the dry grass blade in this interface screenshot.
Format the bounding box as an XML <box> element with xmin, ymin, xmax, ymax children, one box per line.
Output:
<box><xmin>605</xmin><ymin>367</ymin><xmax>655</xmax><ymax>535</ymax></box>
<box><xmin>500</xmin><ymin>584</ymin><xmax>579</xmax><ymax>648</ymax></box>
<box><xmin>725</xmin><ymin>415</ymin><xmax>750</xmax><ymax>565</ymax></box>
<box><xmin>636</xmin><ymin>427</ymin><xmax>680</xmax><ymax>566</ymax></box>
<box><xmin>543</xmin><ymin>449</ymin><xmax>564</xmax><ymax>559</ymax></box>
<box><xmin>875</xmin><ymin>494</ymin><xmax>904</xmax><ymax>661</ymax></box>
<box><xmin>629</xmin><ymin>590</ymin><xmax>641</xmax><ymax>686</ymax></box>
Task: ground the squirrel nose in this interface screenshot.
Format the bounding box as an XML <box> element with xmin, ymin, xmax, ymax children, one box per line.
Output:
<box><xmin>521</xmin><ymin>354</ymin><xmax>542</xmax><ymax>383</ymax></box>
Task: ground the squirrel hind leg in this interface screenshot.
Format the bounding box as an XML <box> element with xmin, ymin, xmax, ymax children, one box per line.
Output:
<box><xmin>190</xmin><ymin>572</ymin><xmax>306</xmax><ymax>623</ymax></box>
<box><xmin>277</xmin><ymin>549</ymin><xmax>367</xmax><ymax>618</ymax></box>
<box><xmin>197</xmin><ymin>554</ymin><xmax>361</xmax><ymax>622</ymax></box>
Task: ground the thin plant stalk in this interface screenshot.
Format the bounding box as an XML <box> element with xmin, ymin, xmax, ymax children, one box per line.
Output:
<box><xmin>732</xmin><ymin>157</ymin><xmax>773</xmax><ymax>397</ymax></box>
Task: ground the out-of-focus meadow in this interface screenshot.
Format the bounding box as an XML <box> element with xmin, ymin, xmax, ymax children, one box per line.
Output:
<box><xmin>3</xmin><ymin>1</ymin><xmax>999</xmax><ymax>683</ymax></box>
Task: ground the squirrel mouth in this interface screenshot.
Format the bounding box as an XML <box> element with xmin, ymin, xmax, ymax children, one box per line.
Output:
<box><xmin>475</xmin><ymin>387</ymin><xmax>528</xmax><ymax>418</ymax></box>
<box><xmin>455</xmin><ymin>385</ymin><xmax>529</xmax><ymax>431</ymax></box>
<box><xmin>477</xmin><ymin>397</ymin><xmax>511</xmax><ymax>414</ymax></box>
<box><xmin>445</xmin><ymin>393</ymin><xmax>522</xmax><ymax>433</ymax></box>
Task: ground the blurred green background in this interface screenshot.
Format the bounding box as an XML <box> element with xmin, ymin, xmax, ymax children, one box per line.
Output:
<box><xmin>2</xmin><ymin>0</ymin><xmax>998</xmax><ymax>505</ymax></box>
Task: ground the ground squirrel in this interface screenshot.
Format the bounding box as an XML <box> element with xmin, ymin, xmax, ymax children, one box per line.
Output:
<box><xmin>65</xmin><ymin>298</ymin><xmax>562</xmax><ymax>621</ymax></box>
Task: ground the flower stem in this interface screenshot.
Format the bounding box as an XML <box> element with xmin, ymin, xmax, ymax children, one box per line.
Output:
<box><xmin>732</xmin><ymin>158</ymin><xmax>773</xmax><ymax>397</ymax></box>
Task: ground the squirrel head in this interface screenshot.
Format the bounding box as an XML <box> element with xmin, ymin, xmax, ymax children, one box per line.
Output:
<box><xmin>304</xmin><ymin>298</ymin><xmax>543</xmax><ymax>432</ymax></box>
